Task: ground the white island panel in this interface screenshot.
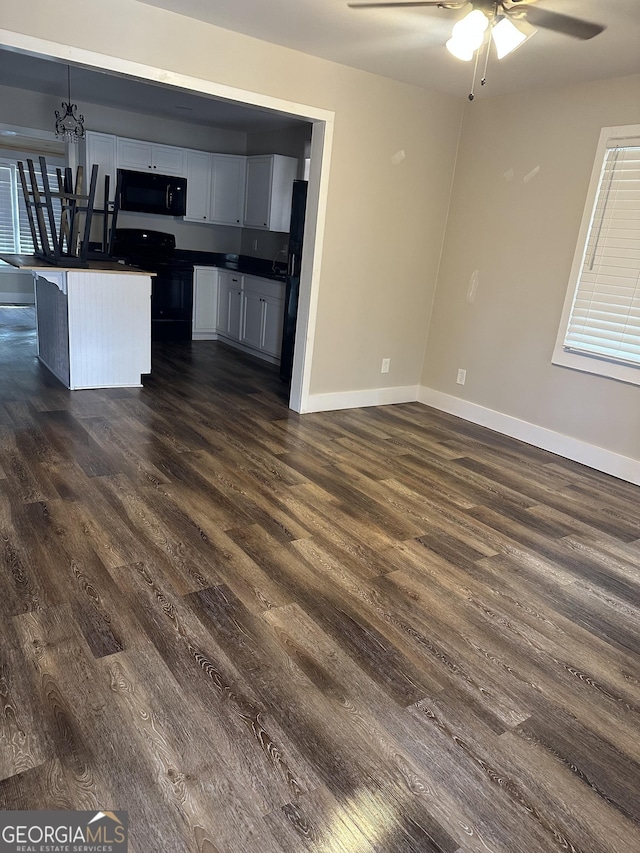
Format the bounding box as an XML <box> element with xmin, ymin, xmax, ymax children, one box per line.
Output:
<box><xmin>66</xmin><ymin>272</ymin><xmax>151</xmax><ymax>389</ymax></box>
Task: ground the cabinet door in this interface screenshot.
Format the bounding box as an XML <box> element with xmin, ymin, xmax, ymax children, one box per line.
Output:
<box><xmin>241</xmin><ymin>290</ymin><xmax>264</xmax><ymax>350</ymax></box>
<box><xmin>216</xmin><ymin>272</ymin><xmax>242</xmax><ymax>339</ymax></box>
<box><xmin>192</xmin><ymin>267</ymin><xmax>218</xmax><ymax>339</ymax></box>
<box><xmin>243</xmin><ymin>156</ymin><xmax>272</xmax><ymax>229</ymax></box>
<box><xmin>84</xmin><ymin>131</ymin><xmax>117</xmax><ymax>209</ymax></box>
<box><xmin>184</xmin><ymin>151</ymin><xmax>212</xmax><ymax>222</ymax></box>
<box><xmin>261</xmin><ymin>294</ymin><xmax>285</xmax><ymax>357</ymax></box>
<box><xmin>152</xmin><ymin>144</ymin><xmax>185</xmax><ymax>176</ymax></box>
<box><xmin>211</xmin><ymin>155</ymin><xmax>246</xmax><ymax>226</ymax></box>
<box><xmin>228</xmin><ymin>286</ymin><xmax>242</xmax><ymax>342</ymax></box>
<box><xmin>117</xmin><ymin>138</ymin><xmax>152</xmax><ymax>170</ymax></box>
<box><xmin>216</xmin><ymin>274</ymin><xmax>231</xmax><ymax>335</ymax></box>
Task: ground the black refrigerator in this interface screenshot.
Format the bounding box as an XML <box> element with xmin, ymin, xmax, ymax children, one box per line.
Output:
<box><xmin>280</xmin><ymin>180</ymin><xmax>308</xmax><ymax>384</ymax></box>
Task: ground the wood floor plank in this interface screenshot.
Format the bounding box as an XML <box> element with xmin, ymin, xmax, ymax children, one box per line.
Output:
<box><xmin>0</xmin><ymin>309</ymin><xmax>638</xmax><ymax>852</ymax></box>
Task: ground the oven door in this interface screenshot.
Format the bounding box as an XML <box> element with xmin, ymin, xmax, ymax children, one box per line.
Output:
<box><xmin>151</xmin><ymin>267</ymin><xmax>193</xmax><ymax>341</ymax></box>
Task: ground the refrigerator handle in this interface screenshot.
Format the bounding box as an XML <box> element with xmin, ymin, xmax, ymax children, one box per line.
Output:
<box><xmin>288</xmin><ymin>253</ymin><xmax>296</xmax><ymax>277</ymax></box>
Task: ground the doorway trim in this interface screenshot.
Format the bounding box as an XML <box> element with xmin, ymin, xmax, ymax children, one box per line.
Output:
<box><xmin>0</xmin><ymin>28</ymin><xmax>335</xmax><ymax>413</ymax></box>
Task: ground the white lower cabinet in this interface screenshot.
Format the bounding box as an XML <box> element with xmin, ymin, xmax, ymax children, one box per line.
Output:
<box><xmin>216</xmin><ymin>270</ymin><xmax>242</xmax><ymax>340</ymax></box>
<box><xmin>242</xmin><ymin>275</ymin><xmax>285</xmax><ymax>359</ymax></box>
<box><xmin>261</xmin><ymin>292</ymin><xmax>285</xmax><ymax>358</ymax></box>
<box><xmin>192</xmin><ymin>267</ymin><xmax>285</xmax><ymax>363</ymax></box>
<box><xmin>241</xmin><ymin>289</ymin><xmax>265</xmax><ymax>350</ymax></box>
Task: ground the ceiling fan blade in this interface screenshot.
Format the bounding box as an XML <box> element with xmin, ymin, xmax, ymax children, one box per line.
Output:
<box><xmin>515</xmin><ymin>5</ymin><xmax>605</xmax><ymax>40</ymax></box>
<box><xmin>347</xmin><ymin>2</ymin><xmax>466</xmax><ymax>9</ymax></box>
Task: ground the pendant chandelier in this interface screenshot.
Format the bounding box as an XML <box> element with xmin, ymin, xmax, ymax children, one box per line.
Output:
<box><xmin>55</xmin><ymin>65</ymin><xmax>85</xmax><ymax>144</ymax></box>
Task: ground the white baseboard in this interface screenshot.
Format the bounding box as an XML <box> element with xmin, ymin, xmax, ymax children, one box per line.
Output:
<box><xmin>0</xmin><ymin>293</ymin><xmax>35</xmax><ymax>305</ymax></box>
<box><xmin>418</xmin><ymin>386</ymin><xmax>640</xmax><ymax>486</ymax></box>
<box><xmin>192</xmin><ymin>331</ymin><xmax>219</xmax><ymax>341</ymax></box>
<box><xmin>303</xmin><ymin>385</ymin><xmax>419</xmax><ymax>413</ymax></box>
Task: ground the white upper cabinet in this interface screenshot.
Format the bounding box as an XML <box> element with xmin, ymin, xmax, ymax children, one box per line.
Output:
<box><xmin>183</xmin><ymin>151</ymin><xmax>246</xmax><ymax>227</ymax></box>
<box><xmin>184</xmin><ymin>150</ymin><xmax>212</xmax><ymax>222</ymax></box>
<box><xmin>117</xmin><ymin>138</ymin><xmax>185</xmax><ymax>176</ymax></box>
<box><xmin>80</xmin><ymin>132</ymin><xmax>297</xmax><ymax>237</ymax></box>
<box><xmin>243</xmin><ymin>154</ymin><xmax>298</xmax><ymax>232</ymax></box>
<box><xmin>243</xmin><ymin>157</ymin><xmax>272</xmax><ymax>230</ymax></box>
<box><xmin>211</xmin><ymin>155</ymin><xmax>246</xmax><ymax>227</ymax></box>
<box><xmin>81</xmin><ymin>131</ymin><xmax>117</xmax><ymax>209</ymax></box>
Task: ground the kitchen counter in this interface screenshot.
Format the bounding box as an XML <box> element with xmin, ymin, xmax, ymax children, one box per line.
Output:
<box><xmin>0</xmin><ymin>254</ymin><xmax>155</xmax><ymax>275</ymax></box>
<box><xmin>174</xmin><ymin>250</ymin><xmax>287</xmax><ymax>281</ymax></box>
<box><xmin>1</xmin><ymin>256</ymin><xmax>152</xmax><ymax>391</ymax></box>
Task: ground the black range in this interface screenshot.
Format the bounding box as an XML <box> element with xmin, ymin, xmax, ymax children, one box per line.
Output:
<box><xmin>111</xmin><ymin>229</ymin><xmax>194</xmax><ymax>342</ymax></box>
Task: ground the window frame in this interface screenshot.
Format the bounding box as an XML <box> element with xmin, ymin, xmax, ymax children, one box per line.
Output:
<box><xmin>552</xmin><ymin>123</ymin><xmax>640</xmax><ymax>386</ymax></box>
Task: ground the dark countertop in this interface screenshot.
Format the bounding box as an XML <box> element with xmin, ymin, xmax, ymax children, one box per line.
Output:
<box><xmin>0</xmin><ymin>253</ymin><xmax>156</xmax><ymax>276</ymax></box>
<box><xmin>174</xmin><ymin>250</ymin><xmax>287</xmax><ymax>282</ymax></box>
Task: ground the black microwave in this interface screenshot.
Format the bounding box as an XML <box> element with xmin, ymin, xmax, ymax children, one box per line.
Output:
<box><xmin>117</xmin><ymin>169</ymin><xmax>187</xmax><ymax>217</ymax></box>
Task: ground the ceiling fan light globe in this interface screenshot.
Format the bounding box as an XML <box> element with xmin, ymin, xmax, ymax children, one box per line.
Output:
<box><xmin>446</xmin><ymin>36</ymin><xmax>475</xmax><ymax>61</ymax></box>
<box><xmin>491</xmin><ymin>17</ymin><xmax>527</xmax><ymax>59</ymax></box>
<box><xmin>451</xmin><ymin>8</ymin><xmax>488</xmax><ymax>40</ymax></box>
<box><xmin>446</xmin><ymin>8</ymin><xmax>488</xmax><ymax>60</ymax></box>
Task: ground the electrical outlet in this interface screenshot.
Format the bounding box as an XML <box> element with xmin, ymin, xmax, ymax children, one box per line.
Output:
<box><xmin>457</xmin><ymin>368</ymin><xmax>466</xmax><ymax>385</ymax></box>
<box><xmin>381</xmin><ymin>358</ymin><xmax>390</xmax><ymax>374</ymax></box>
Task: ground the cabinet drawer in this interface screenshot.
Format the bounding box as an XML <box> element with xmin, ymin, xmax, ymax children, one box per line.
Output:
<box><xmin>242</xmin><ymin>275</ymin><xmax>285</xmax><ymax>300</ymax></box>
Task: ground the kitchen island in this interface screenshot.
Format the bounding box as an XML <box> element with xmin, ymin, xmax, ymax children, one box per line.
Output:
<box><xmin>0</xmin><ymin>255</ymin><xmax>153</xmax><ymax>390</ymax></box>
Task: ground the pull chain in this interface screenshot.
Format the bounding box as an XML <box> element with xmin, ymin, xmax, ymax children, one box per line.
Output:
<box><xmin>468</xmin><ymin>44</ymin><xmax>481</xmax><ymax>101</ymax></box>
<box><xmin>481</xmin><ymin>27</ymin><xmax>491</xmax><ymax>87</ymax></box>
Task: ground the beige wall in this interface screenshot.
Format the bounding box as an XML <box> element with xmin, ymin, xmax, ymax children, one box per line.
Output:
<box><xmin>422</xmin><ymin>74</ymin><xmax>640</xmax><ymax>460</ymax></box>
<box><xmin>0</xmin><ymin>0</ymin><xmax>463</xmax><ymax>397</ymax></box>
<box><xmin>0</xmin><ymin>82</ymin><xmax>247</xmax><ymax>153</ymax></box>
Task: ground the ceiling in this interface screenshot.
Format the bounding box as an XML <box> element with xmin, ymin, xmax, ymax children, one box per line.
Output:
<box><xmin>0</xmin><ymin>48</ymin><xmax>309</xmax><ymax>133</ymax></box>
<box><xmin>1</xmin><ymin>0</ymin><xmax>637</xmax><ymax>129</ymax></box>
<box><xmin>136</xmin><ymin>0</ymin><xmax>640</xmax><ymax>98</ymax></box>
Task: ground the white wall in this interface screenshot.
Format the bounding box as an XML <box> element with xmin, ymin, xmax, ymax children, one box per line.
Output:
<box><xmin>422</xmin><ymin>74</ymin><xmax>640</xmax><ymax>463</ymax></box>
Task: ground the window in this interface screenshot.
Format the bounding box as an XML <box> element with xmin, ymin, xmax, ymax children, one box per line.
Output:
<box><xmin>0</xmin><ymin>155</ymin><xmax>64</xmax><ymax>262</ymax></box>
<box><xmin>552</xmin><ymin>125</ymin><xmax>640</xmax><ymax>385</ymax></box>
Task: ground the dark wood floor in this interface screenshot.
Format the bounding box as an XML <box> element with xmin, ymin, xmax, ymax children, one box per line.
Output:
<box><xmin>0</xmin><ymin>305</ymin><xmax>638</xmax><ymax>853</ymax></box>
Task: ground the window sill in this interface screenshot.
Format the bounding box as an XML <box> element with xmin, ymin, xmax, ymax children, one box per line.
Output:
<box><xmin>552</xmin><ymin>346</ymin><xmax>640</xmax><ymax>387</ymax></box>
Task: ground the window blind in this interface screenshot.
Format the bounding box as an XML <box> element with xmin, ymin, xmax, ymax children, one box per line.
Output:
<box><xmin>0</xmin><ymin>163</ymin><xmax>19</xmax><ymax>254</ymax></box>
<box><xmin>0</xmin><ymin>156</ymin><xmax>63</xmax><ymax>258</ymax></box>
<box><xmin>563</xmin><ymin>140</ymin><xmax>640</xmax><ymax>366</ymax></box>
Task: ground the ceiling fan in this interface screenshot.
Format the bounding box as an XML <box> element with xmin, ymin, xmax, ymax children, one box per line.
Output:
<box><xmin>347</xmin><ymin>1</ymin><xmax>606</xmax><ymax>98</ymax></box>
